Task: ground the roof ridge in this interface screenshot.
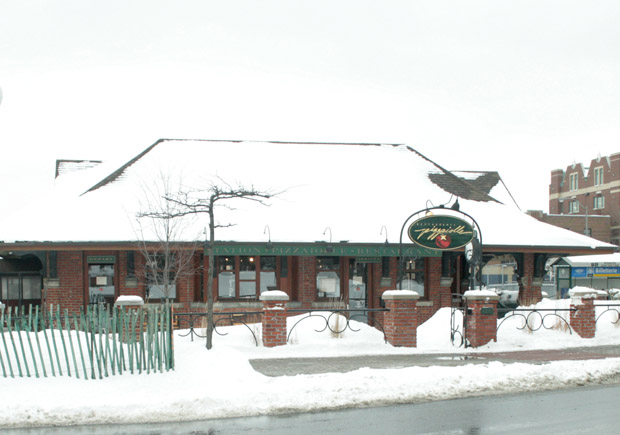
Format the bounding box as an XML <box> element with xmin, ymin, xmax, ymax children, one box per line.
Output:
<box><xmin>80</xmin><ymin>139</ymin><xmax>406</xmax><ymax>194</ymax></box>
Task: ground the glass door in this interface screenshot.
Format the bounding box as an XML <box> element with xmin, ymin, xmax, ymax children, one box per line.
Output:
<box><xmin>349</xmin><ymin>260</ymin><xmax>369</xmax><ymax>322</ymax></box>
<box><xmin>88</xmin><ymin>264</ymin><xmax>115</xmax><ymax>306</ymax></box>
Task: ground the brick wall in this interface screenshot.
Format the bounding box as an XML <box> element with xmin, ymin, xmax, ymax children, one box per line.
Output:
<box><xmin>417</xmin><ymin>303</ymin><xmax>435</xmax><ymax>325</ymax></box>
<box><xmin>528</xmin><ymin>211</ymin><xmax>611</xmax><ymax>244</ymax></box>
<box><xmin>118</xmin><ymin>251</ymin><xmax>144</xmax><ymax>298</ymax></box>
<box><xmin>47</xmin><ymin>251</ymin><xmax>84</xmax><ymax>315</ymax></box>
<box><xmin>570</xmin><ymin>297</ymin><xmax>596</xmax><ymax>339</ymax></box>
<box><xmin>297</xmin><ymin>256</ymin><xmax>316</xmax><ymax>309</ymax></box>
<box><xmin>548</xmin><ymin>153</ymin><xmax>620</xmax><ymax>245</ymax></box>
<box><xmin>518</xmin><ymin>253</ymin><xmax>542</xmax><ymax>306</ymax></box>
<box><xmin>427</xmin><ymin>257</ymin><xmax>451</xmax><ymax>309</ymax></box>
<box><xmin>261</xmin><ymin>299</ymin><xmax>288</xmax><ymax>347</ymax></box>
<box><xmin>383</xmin><ymin>295</ymin><xmax>418</xmax><ymax>347</ymax></box>
<box><xmin>464</xmin><ymin>297</ymin><xmax>498</xmax><ymax>347</ymax></box>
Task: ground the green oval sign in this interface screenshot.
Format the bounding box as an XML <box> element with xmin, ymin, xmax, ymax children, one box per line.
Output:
<box><xmin>408</xmin><ymin>215</ymin><xmax>474</xmax><ymax>250</ymax></box>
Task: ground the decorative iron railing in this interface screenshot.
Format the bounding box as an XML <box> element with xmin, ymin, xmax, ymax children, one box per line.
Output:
<box><xmin>450</xmin><ymin>294</ymin><xmax>466</xmax><ymax>348</ymax></box>
<box><xmin>497</xmin><ymin>307</ymin><xmax>576</xmax><ymax>334</ymax></box>
<box><xmin>174</xmin><ymin>311</ymin><xmax>261</xmax><ymax>346</ymax></box>
<box><xmin>595</xmin><ymin>304</ymin><xmax>620</xmax><ymax>325</ymax></box>
<box><xmin>286</xmin><ymin>309</ymin><xmax>388</xmax><ymax>343</ymax></box>
<box><xmin>173</xmin><ymin>308</ymin><xmax>388</xmax><ymax>347</ymax></box>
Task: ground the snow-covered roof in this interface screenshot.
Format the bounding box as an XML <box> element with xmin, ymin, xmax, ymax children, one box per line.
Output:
<box><xmin>0</xmin><ymin>140</ymin><xmax>616</xmax><ymax>253</ymax></box>
<box><xmin>563</xmin><ymin>253</ymin><xmax>620</xmax><ymax>267</ymax></box>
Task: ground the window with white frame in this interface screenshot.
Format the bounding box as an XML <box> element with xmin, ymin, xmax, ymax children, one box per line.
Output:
<box><xmin>217</xmin><ymin>255</ymin><xmax>284</xmax><ymax>299</ymax></box>
<box><xmin>570</xmin><ymin>201</ymin><xmax>580</xmax><ymax>213</ymax></box>
<box><xmin>594</xmin><ymin>167</ymin><xmax>604</xmax><ymax>186</ymax></box>
<box><xmin>593</xmin><ymin>195</ymin><xmax>605</xmax><ymax>210</ymax></box>
<box><xmin>569</xmin><ymin>173</ymin><xmax>579</xmax><ymax>191</ymax></box>
<box><xmin>316</xmin><ymin>256</ymin><xmax>341</xmax><ymax>298</ymax></box>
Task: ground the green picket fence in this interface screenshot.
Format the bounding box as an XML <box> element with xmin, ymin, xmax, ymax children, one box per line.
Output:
<box><xmin>0</xmin><ymin>304</ymin><xmax>174</xmax><ymax>380</ymax></box>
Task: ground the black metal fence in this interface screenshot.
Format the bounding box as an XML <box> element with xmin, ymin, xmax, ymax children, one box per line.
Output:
<box><xmin>173</xmin><ymin>308</ymin><xmax>388</xmax><ymax>347</ymax></box>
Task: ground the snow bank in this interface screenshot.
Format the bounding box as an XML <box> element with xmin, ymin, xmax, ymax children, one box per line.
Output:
<box><xmin>3</xmin><ymin>294</ymin><xmax>620</xmax><ymax>429</ymax></box>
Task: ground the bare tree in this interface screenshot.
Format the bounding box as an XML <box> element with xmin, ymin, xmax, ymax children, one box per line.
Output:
<box><xmin>135</xmin><ymin>173</ymin><xmax>201</xmax><ymax>303</ymax></box>
<box><xmin>156</xmin><ymin>177</ymin><xmax>277</xmax><ymax>349</ymax></box>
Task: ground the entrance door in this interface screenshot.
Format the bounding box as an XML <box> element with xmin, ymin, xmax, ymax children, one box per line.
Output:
<box><xmin>349</xmin><ymin>260</ymin><xmax>370</xmax><ymax>322</ymax></box>
<box><xmin>88</xmin><ymin>264</ymin><xmax>116</xmax><ymax>306</ymax></box>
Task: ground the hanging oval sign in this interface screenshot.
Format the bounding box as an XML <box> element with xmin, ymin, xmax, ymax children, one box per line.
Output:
<box><xmin>408</xmin><ymin>215</ymin><xmax>475</xmax><ymax>250</ymax></box>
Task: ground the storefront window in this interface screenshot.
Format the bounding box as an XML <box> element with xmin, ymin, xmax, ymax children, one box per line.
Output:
<box><xmin>239</xmin><ymin>256</ymin><xmax>257</xmax><ymax>297</ymax></box>
<box><xmin>145</xmin><ymin>253</ymin><xmax>177</xmax><ymax>300</ymax></box>
<box><xmin>317</xmin><ymin>256</ymin><xmax>341</xmax><ymax>298</ymax></box>
<box><xmin>218</xmin><ymin>256</ymin><xmax>282</xmax><ymax>299</ymax></box>
<box><xmin>218</xmin><ymin>257</ymin><xmax>236</xmax><ymax>298</ymax></box>
<box><xmin>260</xmin><ymin>256</ymin><xmax>277</xmax><ymax>293</ymax></box>
<box><xmin>399</xmin><ymin>257</ymin><xmax>425</xmax><ymax>297</ymax></box>
<box><xmin>1</xmin><ymin>275</ymin><xmax>42</xmax><ymax>307</ymax></box>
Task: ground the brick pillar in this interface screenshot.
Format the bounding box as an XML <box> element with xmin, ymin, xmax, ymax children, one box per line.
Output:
<box><xmin>570</xmin><ymin>289</ymin><xmax>596</xmax><ymax>339</ymax></box>
<box><xmin>464</xmin><ymin>291</ymin><xmax>499</xmax><ymax>348</ymax></box>
<box><xmin>260</xmin><ymin>290</ymin><xmax>289</xmax><ymax>348</ymax></box>
<box><xmin>518</xmin><ymin>254</ymin><xmax>543</xmax><ymax>306</ymax></box>
<box><xmin>382</xmin><ymin>290</ymin><xmax>419</xmax><ymax>347</ymax></box>
<box><xmin>114</xmin><ymin>296</ymin><xmax>145</xmax><ymax>343</ymax></box>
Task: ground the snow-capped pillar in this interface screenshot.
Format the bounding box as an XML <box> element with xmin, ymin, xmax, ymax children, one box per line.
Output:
<box><xmin>382</xmin><ymin>290</ymin><xmax>419</xmax><ymax>347</ymax></box>
<box><xmin>114</xmin><ymin>296</ymin><xmax>145</xmax><ymax>343</ymax></box>
<box><xmin>463</xmin><ymin>290</ymin><xmax>499</xmax><ymax>348</ymax></box>
<box><xmin>260</xmin><ymin>290</ymin><xmax>289</xmax><ymax>348</ymax></box>
<box><xmin>570</xmin><ymin>289</ymin><xmax>597</xmax><ymax>339</ymax></box>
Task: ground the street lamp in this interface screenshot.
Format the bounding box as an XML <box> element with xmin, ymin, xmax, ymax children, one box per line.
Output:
<box><xmin>559</xmin><ymin>198</ymin><xmax>590</xmax><ymax>237</ymax></box>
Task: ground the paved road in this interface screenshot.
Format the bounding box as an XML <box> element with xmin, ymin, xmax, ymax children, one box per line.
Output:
<box><xmin>249</xmin><ymin>345</ymin><xmax>620</xmax><ymax>376</ymax></box>
<box><xmin>14</xmin><ymin>383</ymin><xmax>620</xmax><ymax>434</ymax></box>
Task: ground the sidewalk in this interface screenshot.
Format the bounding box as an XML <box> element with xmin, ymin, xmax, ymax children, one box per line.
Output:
<box><xmin>249</xmin><ymin>345</ymin><xmax>620</xmax><ymax>376</ymax></box>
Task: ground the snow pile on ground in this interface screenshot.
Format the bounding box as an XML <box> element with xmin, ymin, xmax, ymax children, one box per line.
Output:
<box><xmin>2</xmin><ymin>299</ymin><xmax>620</xmax><ymax>429</ymax></box>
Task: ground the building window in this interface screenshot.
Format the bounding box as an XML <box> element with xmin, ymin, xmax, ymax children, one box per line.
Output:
<box><xmin>317</xmin><ymin>256</ymin><xmax>341</xmax><ymax>299</ymax></box>
<box><xmin>1</xmin><ymin>275</ymin><xmax>42</xmax><ymax>308</ymax></box>
<box><xmin>570</xmin><ymin>201</ymin><xmax>580</xmax><ymax>214</ymax></box>
<box><xmin>218</xmin><ymin>257</ymin><xmax>236</xmax><ymax>298</ymax></box>
<box><xmin>593</xmin><ymin>195</ymin><xmax>605</xmax><ymax>210</ymax></box>
<box><xmin>381</xmin><ymin>256</ymin><xmax>390</xmax><ymax>278</ymax></box>
<box><xmin>398</xmin><ymin>258</ymin><xmax>425</xmax><ymax>297</ymax></box>
<box><xmin>259</xmin><ymin>256</ymin><xmax>277</xmax><ymax>293</ymax></box>
<box><xmin>594</xmin><ymin>167</ymin><xmax>604</xmax><ymax>186</ymax></box>
<box><xmin>144</xmin><ymin>253</ymin><xmax>178</xmax><ymax>301</ymax></box>
<box><xmin>569</xmin><ymin>173</ymin><xmax>578</xmax><ymax>191</ymax></box>
<box><xmin>217</xmin><ymin>256</ymin><xmax>282</xmax><ymax>299</ymax></box>
<box><xmin>238</xmin><ymin>256</ymin><xmax>256</xmax><ymax>297</ymax></box>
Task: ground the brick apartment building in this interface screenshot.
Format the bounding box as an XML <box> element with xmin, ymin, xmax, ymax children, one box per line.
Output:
<box><xmin>527</xmin><ymin>210</ymin><xmax>611</xmax><ymax>245</ymax></box>
<box><xmin>0</xmin><ymin>140</ymin><xmax>615</xmax><ymax>321</ymax></box>
<box><xmin>546</xmin><ymin>153</ymin><xmax>620</xmax><ymax>246</ymax></box>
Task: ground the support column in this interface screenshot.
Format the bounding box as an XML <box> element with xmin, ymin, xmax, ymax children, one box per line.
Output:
<box><xmin>382</xmin><ymin>290</ymin><xmax>419</xmax><ymax>347</ymax></box>
<box><xmin>114</xmin><ymin>295</ymin><xmax>145</xmax><ymax>343</ymax></box>
<box><xmin>260</xmin><ymin>290</ymin><xmax>289</xmax><ymax>348</ymax></box>
<box><xmin>464</xmin><ymin>290</ymin><xmax>499</xmax><ymax>348</ymax></box>
<box><xmin>570</xmin><ymin>289</ymin><xmax>596</xmax><ymax>339</ymax></box>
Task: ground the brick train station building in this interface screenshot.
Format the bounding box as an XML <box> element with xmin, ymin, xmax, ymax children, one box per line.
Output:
<box><xmin>0</xmin><ymin>140</ymin><xmax>615</xmax><ymax>323</ymax></box>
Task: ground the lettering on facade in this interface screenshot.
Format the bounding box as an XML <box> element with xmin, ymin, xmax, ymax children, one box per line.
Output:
<box><xmin>86</xmin><ymin>255</ymin><xmax>116</xmax><ymax>264</ymax></box>
<box><xmin>212</xmin><ymin>244</ymin><xmax>440</xmax><ymax>257</ymax></box>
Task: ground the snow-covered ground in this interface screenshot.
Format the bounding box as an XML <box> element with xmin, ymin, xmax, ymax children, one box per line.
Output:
<box><xmin>2</xmin><ymin>299</ymin><xmax>620</xmax><ymax>429</ymax></box>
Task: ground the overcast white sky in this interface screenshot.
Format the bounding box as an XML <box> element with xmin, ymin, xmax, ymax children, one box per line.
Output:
<box><xmin>1</xmin><ymin>1</ymin><xmax>619</xmax><ymax>215</ymax></box>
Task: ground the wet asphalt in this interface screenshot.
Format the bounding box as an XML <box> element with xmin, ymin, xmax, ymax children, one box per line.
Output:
<box><xmin>249</xmin><ymin>345</ymin><xmax>620</xmax><ymax>376</ymax></box>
